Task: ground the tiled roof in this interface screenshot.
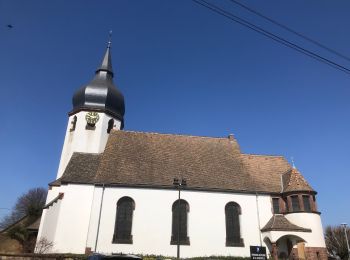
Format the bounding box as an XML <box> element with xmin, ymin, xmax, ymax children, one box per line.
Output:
<box><xmin>282</xmin><ymin>168</ymin><xmax>314</xmax><ymax>193</ymax></box>
<box><xmin>241</xmin><ymin>154</ymin><xmax>290</xmax><ymax>193</ymax></box>
<box><xmin>95</xmin><ymin>131</ymin><xmax>254</xmax><ymax>191</ymax></box>
<box><xmin>261</xmin><ymin>214</ymin><xmax>311</xmax><ymax>232</ymax></box>
<box><xmin>0</xmin><ymin>216</ymin><xmax>28</xmax><ymax>233</ymax></box>
<box><xmin>27</xmin><ymin>217</ymin><xmax>41</xmax><ymax>231</ymax></box>
<box><xmin>52</xmin><ymin>130</ymin><xmax>304</xmax><ymax>194</ymax></box>
<box><xmin>50</xmin><ymin>153</ymin><xmax>101</xmax><ymax>186</ymax></box>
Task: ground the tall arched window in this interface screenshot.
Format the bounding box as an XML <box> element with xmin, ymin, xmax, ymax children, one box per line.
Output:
<box><xmin>113</xmin><ymin>197</ymin><xmax>135</xmax><ymax>244</ymax></box>
<box><xmin>225</xmin><ymin>202</ymin><xmax>244</xmax><ymax>247</ymax></box>
<box><xmin>171</xmin><ymin>199</ymin><xmax>190</xmax><ymax>245</ymax></box>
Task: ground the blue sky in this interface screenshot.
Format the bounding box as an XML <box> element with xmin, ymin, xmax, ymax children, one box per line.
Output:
<box><xmin>0</xmin><ymin>0</ymin><xmax>349</xmax><ymax>227</ymax></box>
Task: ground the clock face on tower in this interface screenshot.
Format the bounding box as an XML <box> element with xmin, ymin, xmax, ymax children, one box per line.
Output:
<box><xmin>85</xmin><ymin>112</ymin><xmax>100</xmax><ymax>125</ymax></box>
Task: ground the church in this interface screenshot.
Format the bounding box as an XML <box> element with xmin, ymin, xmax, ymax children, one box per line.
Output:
<box><xmin>36</xmin><ymin>42</ymin><xmax>327</xmax><ymax>259</ymax></box>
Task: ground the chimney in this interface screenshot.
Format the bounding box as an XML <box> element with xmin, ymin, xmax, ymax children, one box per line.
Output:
<box><xmin>228</xmin><ymin>133</ymin><xmax>235</xmax><ymax>141</ymax></box>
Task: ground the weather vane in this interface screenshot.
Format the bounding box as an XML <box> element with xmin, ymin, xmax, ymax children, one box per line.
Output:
<box><xmin>107</xmin><ymin>30</ymin><xmax>112</xmax><ymax>48</ymax></box>
<box><xmin>291</xmin><ymin>156</ymin><xmax>296</xmax><ymax>169</ymax></box>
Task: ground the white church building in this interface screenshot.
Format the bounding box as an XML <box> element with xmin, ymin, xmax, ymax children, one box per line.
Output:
<box><xmin>37</xmin><ymin>43</ymin><xmax>327</xmax><ymax>260</ymax></box>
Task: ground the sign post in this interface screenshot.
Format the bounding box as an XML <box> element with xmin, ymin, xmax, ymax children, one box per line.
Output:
<box><xmin>250</xmin><ymin>246</ymin><xmax>267</xmax><ymax>260</ymax></box>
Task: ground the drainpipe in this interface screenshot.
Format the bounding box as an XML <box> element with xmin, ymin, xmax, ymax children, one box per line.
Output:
<box><xmin>94</xmin><ymin>184</ymin><xmax>105</xmax><ymax>252</ymax></box>
<box><xmin>256</xmin><ymin>192</ymin><xmax>262</xmax><ymax>246</ymax></box>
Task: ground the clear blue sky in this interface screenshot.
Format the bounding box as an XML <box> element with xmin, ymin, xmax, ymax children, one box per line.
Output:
<box><xmin>1</xmin><ymin>0</ymin><xmax>349</xmax><ymax>227</ymax></box>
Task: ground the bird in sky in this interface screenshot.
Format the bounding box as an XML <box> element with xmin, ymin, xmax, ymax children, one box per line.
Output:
<box><xmin>7</xmin><ymin>24</ymin><xmax>13</xmax><ymax>29</ymax></box>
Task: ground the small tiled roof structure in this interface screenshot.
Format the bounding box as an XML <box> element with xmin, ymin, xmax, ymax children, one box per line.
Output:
<box><xmin>51</xmin><ymin>130</ymin><xmax>308</xmax><ymax>194</ymax></box>
<box><xmin>261</xmin><ymin>215</ymin><xmax>311</xmax><ymax>232</ymax></box>
<box><xmin>282</xmin><ymin>168</ymin><xmax>314</xmax><ymax>193</ymax></box>
<box><xmin>26</xmin><ymin>217</ymin><xmax>41</xmax><ymax>231</ymax></box>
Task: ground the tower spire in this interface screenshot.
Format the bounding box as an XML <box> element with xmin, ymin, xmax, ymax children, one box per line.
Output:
<box><xmin>71</xmin><ymin>33</ymin><xmax>125</xmax><ymax>126</ymax></box>
<box><xmin>96</xmin><ymin>31</ymin><xmax>113</xmax><ymax>76</ymax></box>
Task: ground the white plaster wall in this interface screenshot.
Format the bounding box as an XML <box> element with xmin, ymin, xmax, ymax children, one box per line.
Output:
<box><xmin>36</xmin><ymin>200</ymin><xmax>61</xmax><ymax>249</ymax></box>
<box><xmin>37</xmin><ymin>184</ymin><xmax>95</xmax><ymax>253</ymax></box>
<box><xmin>52</xmin><ymin>184</ymin><xmax>95</xmax><ymax>253</ymax></box>
<box><xmin>36</xmin><ymin>187</ymin><xmax>64</xmax><ymax>252</ymax></box>
<box><xmin>257</xmin><ymin>196</ymin><xmax>275</xmax><ymax>243</ymax></box>
<box><xmin>87</xmin><ymin>187</ymin><xmax>273</xmax><ymax>257</ymax></box>
<box><xmin>285</xmin><ymin>213</ymin><xmax>326</xmax><ymax>247</ymax></box>
<box><xmin>56</xmin><ymin>112</ymin><xmax>121</xmax><ymax>178</ymax></box>
<box><xmin>38</xmin><ymin>185</ymin><xmax>326</xmax><ymax>256</ymax></box>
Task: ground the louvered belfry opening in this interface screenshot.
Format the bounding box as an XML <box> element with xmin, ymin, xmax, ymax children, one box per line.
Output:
<box><xmin>113</xmin><ymin>196</ymin><xmax>135</xmax><ymax>244</ymax></box>
<box><xmin>171</xmin><ymin>199</ymin><xmax>190</xmax><ymax>245</ymax></box>
<box><xmin>225</xmin><ymin>202</ymin><xmax>244</xmax><ymax>247</ymax></box>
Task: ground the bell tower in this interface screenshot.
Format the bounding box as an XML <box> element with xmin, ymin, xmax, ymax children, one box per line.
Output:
<box><xmin>56</xmin><ymin>40</ymin><xmax>125</xmax><ymax>179</ymax></box>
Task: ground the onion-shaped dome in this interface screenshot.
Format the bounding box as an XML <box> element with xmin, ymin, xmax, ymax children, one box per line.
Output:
<box><xmin>69</xmin><ymin>43</ymin><xmax>125</xmax><ymax>127</ymax></box>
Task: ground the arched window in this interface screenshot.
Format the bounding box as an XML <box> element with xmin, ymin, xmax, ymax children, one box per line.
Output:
<box><xmin>112</xmin><ymin>197</ymin><xmax>135</xmax><ymax>244</ymax></box>
<box><xmin>225</xmin><ymin>202</ymin><xmax>244</xmax><ymax>247</ymax></box>
<box><xmin>171</xmin><ymin>199</ymin><xmax>190</xmax><ymax>245</ymax></box>
<box><xmin>107</xmin><ymin>119</ymin><xmax>114</xmax><ymax>133</ymax></box>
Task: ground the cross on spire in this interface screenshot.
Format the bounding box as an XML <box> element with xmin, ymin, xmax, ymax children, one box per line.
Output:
<box><xmin>291</xmin><ymin>156</ymin><xmax>296</xmax><ymax>169</ymax></box>
<box><xmin>107</xmin><ymin>30</ymin><xmax>112</xmax><ymax>48</ymax></box>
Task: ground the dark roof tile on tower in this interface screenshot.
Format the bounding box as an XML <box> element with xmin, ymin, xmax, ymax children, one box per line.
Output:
<box><xmin>70</xmin><ymin>44</ymin><xmax>125</xmax><ymax>125</ymax></box>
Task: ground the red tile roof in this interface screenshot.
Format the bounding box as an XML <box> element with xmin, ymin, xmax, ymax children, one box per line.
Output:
<box><xmin>282</xmin><ymin>168</ymin><xmax>314</xmax><ymax>193</ymax></box>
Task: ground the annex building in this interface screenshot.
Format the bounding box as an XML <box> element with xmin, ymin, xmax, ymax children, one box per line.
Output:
<box><xmin>37</xmin><ymin>43</ymin><xmax>327</xmax><ymax>260</ymax></box>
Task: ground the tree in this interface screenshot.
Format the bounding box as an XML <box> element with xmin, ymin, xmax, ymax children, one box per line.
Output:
<box><xmin>34</xmin><ymin>237</ymin><xmax>54</xmax><ymax>254</ymax></box>
<box><xmin>0</xmin><ymin>187</ymin><xmax>47</xmax><ymax>253</ymax></box>
<box><xmin>0</xmin><ymin>187</ymin><xmax>47</xmax><ymax>230</ymax></box>
<box><xmin>325</xmin><ymin>225</ymin><xmax>350</xmax><ymax>260</ymax></box>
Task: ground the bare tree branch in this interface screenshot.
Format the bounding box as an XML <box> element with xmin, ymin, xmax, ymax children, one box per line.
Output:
<box><xmin>325</xmin><ymin>225</ymin><xmax>350</xmax><ymax>260</ymax></box>
<box><xmin>0</xmin><ymin>187</ymin><xmax>47</xmax><ymax>230</ymax></box>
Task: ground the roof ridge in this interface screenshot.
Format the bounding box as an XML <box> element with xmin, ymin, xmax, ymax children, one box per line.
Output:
<box><xmin>72</xmin><ymin>152</ymin><xmax>102</xmax><ymax>156</ymax></box>
<box><xmin>112</xmin><ymin>129</ymin><xmax>231</xmax><ymax>140</ymax></box>
<box><xmin>242</xmin><ymin>153</ymin><xmax>285</xmax><ymax>158</ymax></box>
